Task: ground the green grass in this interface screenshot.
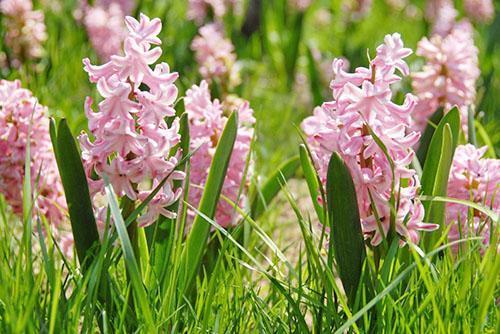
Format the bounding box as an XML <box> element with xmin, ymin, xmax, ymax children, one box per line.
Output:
<box><xmin>0</xmin><ymin>0</ymin><xmax>499</xmax><ymax>333</ymax></box>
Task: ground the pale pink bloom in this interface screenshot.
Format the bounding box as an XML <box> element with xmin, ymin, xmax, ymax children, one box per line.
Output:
<box><xmin>446</xmin><ymin>145</ymin><xmax>499</xmax><ymax>253</ymax></box>
<box><xmin>0</xmin><ymin>80</ymin><xmax>69</xmax><ymax>252</ymax></box>
<box><xmin>464</xmin><ymin>0</ymin><xmax>494</xmax><ymax>23</ymax></box>
<box><xmin>80</xmin><ymin>13</ymin><xmax>184</xmax><ymax>227</ymax></box>
<box><xmin>302</xmin><ymin>33</ymin><xmax>437</xmax><ymax>246</ymax></box>
<box><xmin>342</xmin><ymin>0</ymin><xmax>373</xmax><ymax>20</ymax></box>
<box><xmin>191</xmin><ymin>23</ymin><xmax>240</xmax><ymax>87</ymax></box>
<box><xmin>425</xmin><ymin>0</ymin><xmax>458</xmax><ymax>36</ymax></box>
<box><xmin>411</xmin><ymin>21</ymin><xmax>479</xmax><ymax>134</ymax></box>
<box><xmin>289</xmin><ymin>0</ymin><xmax>313</xmax><ymax>11</ymax></box>
<box><xmin>185</xmin><ymin>81</ymin><xmax>254</xmax><ymax>228</ymax></box>
<box><xmin>0</xmin><ymin>0</ymin><xmax>47</xmax><ymax>65</ymax></box>
<box><xmin>80</xmin><ymin>0</ymin><xmax>134</xmax><ymax>60</ymax></box>
<box><xmin>187</xmin><ymin>0</ymin><xmax>237</xmax><ymax>24</ymax></box>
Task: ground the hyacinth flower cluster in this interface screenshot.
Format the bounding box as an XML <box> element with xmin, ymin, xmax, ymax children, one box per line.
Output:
<box><xmin>425</xmin><ymin>0</ymin><xmax>458</xmax><ymax>36</ymax></box>
<box><xmin>0</xmin><ymin>0</ymin><xmax>47</xmax><ymax>66</ymax></box>
<box><xmin>302</xmin><ymin>33</ymin><xmax>439</xmax><ymax>246</ymax></box>
<box><xmin>464</xmin><ymin>0</ymin><xmax>494</xmax><ymax>23</ymax></box>
<box><xmin>80</xmin><ymin>13</ymin><xmax>184</xmax><ymax>227</ymax></box>
<box><xmin>446</xmin><ymin>145</ymin><xmax>499</xmax><ymax>253</ymax></box>
<box><xmin>187</xmin><ymin>0</ymin><xmax>237</xmax><ymax>24</ymax></box>
<box><xmin>411</xmin><ymin>20</ymin><xmax>479</xmax><ymax>134</ymax></box>
<box><xmin>185</xmin><ymin>81</ymin><xmax>255</xmax><ymax>228</ymax></box>
<box><xmin>78</xmin><ymin>0</ymin><xmax>134</xmax><ymax>60</ymax></box>
<box><xmin>0</xmin><ymin>80</ymin><xmax>72</xmax><ymax>253</ymax></box>
<box><xmin>191</xmin><ymin>23</ymin><xmax>240</xmax><ymax>89</ymax></box>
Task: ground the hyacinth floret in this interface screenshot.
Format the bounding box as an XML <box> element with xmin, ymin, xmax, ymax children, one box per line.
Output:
<box><xmin>80</xmin><ymin>13</ymin><xmax>184</xmax><ymax>227</ymax></box>
<box><xmin>302</xmin><ymin>33</ymin><xmax>438</xmax><ymax>246</ymax></box>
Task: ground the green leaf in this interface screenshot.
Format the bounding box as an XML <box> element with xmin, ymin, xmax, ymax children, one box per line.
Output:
<box><xmin>51</xmin><ymin>119</ymin><xmax>100</xmax><ymax>269</ymax></box>
<box><xmin>250</xmin><ymin>155</ymin><xmax>300</xmax><ymax>219</ymax></box>
<box><xmin>467</xmin><ymin>106</ymin><xmax>477</xmax><ymax>146</ymax></box>
<box><xmin>326</xmin><ymin>152</ymin><xmax>366</xmax><ymax>301</ymax></box>
<box><xmin>421</xmin><ymin>107</ymin><xmax>460</xmax><ymax>248</ymax></box>
<box><xmin>178</xmin><ymin>111</ymin><xmax>238</xmax><ymax>295</ymax></box>
<box><xmin>416</xmin><ymin>108</ymin><xmax>443</xmax><ymax>164</ymax></box>
<box><xmin>285</xmin><ymin>12</ymin><xmax>304</xmax><ymax>84</ymax></box>
<box><xmin>306</xmin><ymin>45</ymin><xmax>323</xmax><ymax>106</ymax></box>
<box><xmin>299</xmin><ymin>144</ymin><xmax>324</xmax><ymax>223</ymax></box>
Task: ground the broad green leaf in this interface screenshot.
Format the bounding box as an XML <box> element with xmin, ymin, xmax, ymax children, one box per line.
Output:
<box><xmin>104</xmin><ymin>178</ymin><xmax>154</xmax><ymax>330</ymax></box>
<box><xmin>421</xmin><ymin>107</ymin><xmax>460</xmax><ymax>248</ymax></box>
<box><xmin>52</xmin><ymin>119</ymin><xmax>100</xmax><ymax>268</ymax></box>
<box><xmin>250</xmin><ymin>155</ymin><xmax>300</xmax><ymax>219</ymax></box>
<box><xmin>178</xmin><ymin>112</ymin><xmax>238</xmax><ymax>295</ymax></box>
<box><xmin>416</xmin><ymin>108</ymin><xmax>443</xmax><ymax>164</ymax></box>
<box><xmin>326</xmin><ymin>152</ymin><xmax>366</xmax><ymax>301</ymax></box>
<box><xmin>424</xmin><ymin>124</ymin><xmax>453</xmax><ymax>247</ymax></box>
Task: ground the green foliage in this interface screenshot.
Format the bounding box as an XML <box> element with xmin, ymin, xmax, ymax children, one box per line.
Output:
<box><xmin>326</xmin><ymin>152</ymin><xmax>366</xmax><ymax>302</ymax></box>
<box><xmin>178</xmin><ymin>112</ymin><xmax>238</xmax><ymax>295</ymax></box>
<box><xmin>50</xmin><ymin>119</ymin><xmax>100</xmax><ymax>268</ymax></box>
<box><xmin>420</xmin><ymin>107</ymin><xmax>461</xmax><ymax>249</ymax></box>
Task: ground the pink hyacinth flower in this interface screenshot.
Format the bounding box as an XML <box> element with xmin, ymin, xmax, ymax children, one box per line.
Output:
<box><xmin>185</xmin><ymin>81</ymin><xmax>255</xmax><ymax>228</ymax></box>
<box><xmin>0</xmin><ymin>79</ymin><xmax>70</xmax><ymax>254</ymax></box>
<box><xmin>302</xmin><ymin>33</ymin><xmax>437</xmax><ymax>246</ymax></box>
<box><xmin>0</xmin><ymin>0</ymin><xmax>47</xmax><ymax>66</ymax></box>
<box><xmin>80</xmin><ymin>13</ymin><xmax>184</xmax><ymax>228</ymax></box>
<box><xmin>446</xmin><ymin>145</ymin><xmax>499</xmax><ymax>254</ymax></box>
<box><xmin>411</xmin><ymin>20</ymin><xmax>480</xmax><ymax>135</ymax></box>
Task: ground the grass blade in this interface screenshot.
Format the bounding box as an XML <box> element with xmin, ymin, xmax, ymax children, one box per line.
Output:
<box><xmin>104</xmin><ymin>178</ymin><xmax>154</xmax><ymax>330</ymax></box>
<box><xmin>250</xmin><ymin>155</ymin><xmax>300</xmax><ymax>219</ymax></box>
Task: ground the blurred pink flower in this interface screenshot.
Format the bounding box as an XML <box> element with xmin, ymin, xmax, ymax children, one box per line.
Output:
<box><xmin>289</xmin><ymin>0</ymin><xmax>313</xmax><ymax>11</ymax></box>
<box><xmin>411</xmin><ymin>21</ymin><xmax>479</xmax><ymax>134</ymax></box>
<box><xmin>187</xmin><ymin>0</ymin><xmax>237</xmax><ymax>24</ymax></box>
<box><xmin>302</xmin><ymin>33</ymin><xmax>436</xmax><ymax>246</ymax></box>
<box><xmin>464</xmin><ymin>0</ymin><xmax>494</xmax><ymax>23</ymax></box>
<box><xmin>0</xmin><ymin>79</ymin><xmax>68</xmax><ymax>248</ymax></box>
<box><xmin>425</xmin><ymin>0</ymin><xmax>458</xmax><ymax>36</ymax></box>
<box><xmin>342</xmin><ymin>0</ymin><xmax>373</xmax><ymax>20</ymax></box>
<box><xmin>446</xmin><ymin>145</ymin><xmax>499</xmax><ymax>253</ymax></box>
<box><xmin>80</xmin><ymin>0</ymin><xmax>134</xmax><ymax>60</ymax></box>
<box><xmin>185</xmin><ymin>81</ymin><xmax>254</xmax><ymax>228</ymax></box>
<box><xmin>191</xmin><ymin>23</ymin><xmax>240</xmax><ymax>88</ymax></box>
<box><xmin>80</xmin><ymin>13</ymin><xmax>184</xmax><ymax>227</ymax></box>
<box><xmin>0</xmin><ymin>0</ymin><xmax>47</xmax><ymax>65</ymax></box>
